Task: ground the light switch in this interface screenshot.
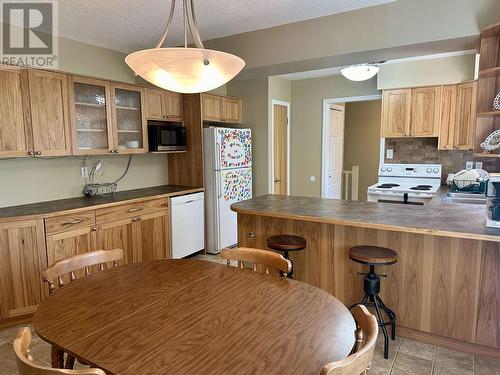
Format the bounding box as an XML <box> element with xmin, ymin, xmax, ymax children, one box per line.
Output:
<box><xmin>386</xmin><ymin>149</ymin><xmax>393</xmax><ymax>159</ymax></box>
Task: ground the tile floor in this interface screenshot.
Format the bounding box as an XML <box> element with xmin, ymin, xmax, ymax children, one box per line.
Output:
<box><xmin>1</xmin><ymin>253</ymin><xmax>499</xmax><ymax>374</ymax></box>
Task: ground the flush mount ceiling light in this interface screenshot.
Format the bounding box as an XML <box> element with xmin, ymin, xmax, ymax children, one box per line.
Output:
<box><xmin>125</xmin><ymin>0</ymin><xmax>245</xmax><ymax>94</ymax></box>
<box><xmin>340</xmin><ymin>64</ymin><xmax>380</xmax><ymax>81</ymax></box>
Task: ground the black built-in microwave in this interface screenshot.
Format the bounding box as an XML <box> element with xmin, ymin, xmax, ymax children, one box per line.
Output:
<box><xmin>148</xmin><ymin>121</ymin><xmax>187</xmax><ymax>152</ymax></box>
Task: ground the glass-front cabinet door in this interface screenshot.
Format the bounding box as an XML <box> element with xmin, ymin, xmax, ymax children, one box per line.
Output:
<box><xmin>70</xmin><ymin>77</ymin><xmax>113</xmax><ymax>154</ymax></box>
<box><xmin>111</xmin><ymin>84</ymin><xmax>147</xmax><ymax>154</ymax></box>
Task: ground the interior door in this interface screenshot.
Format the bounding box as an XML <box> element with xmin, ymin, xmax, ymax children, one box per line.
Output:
<box><xmin>273</xmin><ymin>103</ymin><xmax>288</xmax><ymax>195</ymax></box>
<box><xmin>217</xmin><ymin>167</ymin><xmax>252</xmax><ymax>250</ymax></box>
<box><xmin>411</xmin><ymin>86</ymin><xmax>441</xmax><ymax>137</ymax></box>
<box><xmin>28</xmin><ymin>70</ymin><xmax>71</xmax><ymax>156</ymax></box>
<box><xmin>0</xmin><ymin>66</ymin><xmax>32</xmax><ymax>158</ymax></box>
<box><xmin>217</xmin><ymin>128</ymin><xmax>252</xmax><ymax>170</ymax></box>
<box><xmin>326</xmin><ymin>105</ymin><xmax>344</xmax><ymax>199</ymax></box>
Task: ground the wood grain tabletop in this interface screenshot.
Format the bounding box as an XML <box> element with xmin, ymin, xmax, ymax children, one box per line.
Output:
<box><xmin>33</xmin><ymin>259</ymin><xmax>356</xmax><ymax>375</ymax></box>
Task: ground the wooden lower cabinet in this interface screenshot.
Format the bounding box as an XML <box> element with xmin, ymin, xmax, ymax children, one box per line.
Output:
<box><xmin>96</xmin><ymin>210</ymin><xmax>170</xmax><ymax>264</ymax></box>
<box><xmin>0</xmin><ymin>219</ymin><xmax>47</xmax><ymax>319</ymax></box>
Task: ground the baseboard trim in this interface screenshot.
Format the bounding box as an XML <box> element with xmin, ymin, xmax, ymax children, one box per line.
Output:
<box><xmin>0</xmin><ymin>315</ymin><xmax>33</xmax><ymax>330</ymax></box>
<box><xmin>397</xmin><ymin>326</ymin><xmax>500</xmax><ymax>360</ymax></box>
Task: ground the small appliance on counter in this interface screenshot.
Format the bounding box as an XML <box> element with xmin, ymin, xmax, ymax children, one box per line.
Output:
<box><xmin>486</xmin><ymin>174</ymin><xmax>500</xmax><ymax>228</ymax></box>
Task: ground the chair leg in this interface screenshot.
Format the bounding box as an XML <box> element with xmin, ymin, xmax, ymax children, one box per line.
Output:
<box><xmin>372</xmin><ymin>296</ymin><xmax>390</xmax><ymax>359</ymax></box>
<box><xmin>65</xmin><ymin>355</ymin><xmax>76</xmax><ymax>369</ymax></box>
<box><xmin>51</xmin><ymin>346</ymin><xmax>64</xmax><ymax>368</ymax></box>
<box><xmin>376</xmin><ymin>294</ymin><xmax>397</xmax><ymax>340</ymax></box>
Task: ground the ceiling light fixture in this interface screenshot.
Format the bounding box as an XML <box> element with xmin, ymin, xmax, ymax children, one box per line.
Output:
<box><xmin>340</xmin><ymin>64</ymin><xmax>380</xmax><ymax>81</ymax></box>
<box><xmin>125</xmin><ymin>0</ymin><xmax>245</xmax><ymax>93</ymax></box>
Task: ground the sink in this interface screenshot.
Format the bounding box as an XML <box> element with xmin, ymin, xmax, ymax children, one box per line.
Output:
<box><xmin>441</xmin><ymin>192</ymin><xmax>487</xmax><ymax>205</ymax></box>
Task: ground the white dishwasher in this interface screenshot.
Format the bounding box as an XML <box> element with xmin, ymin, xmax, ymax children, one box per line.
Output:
<box><xmin>170</xmin><ymin>192</ymin><xmax>205</xmax><ymax>259</ymax></box>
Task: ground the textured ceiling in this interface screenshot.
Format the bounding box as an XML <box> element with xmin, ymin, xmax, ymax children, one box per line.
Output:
<box><xmin>57</xmin><ymin>0</ymin><xmax>395</xmax><ymax>52</ymax></box>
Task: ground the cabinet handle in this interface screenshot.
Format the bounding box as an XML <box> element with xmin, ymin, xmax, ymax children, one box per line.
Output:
<box><xmin>248</xmin><ymin>232</ymin><xmax>255</xmax><ymax>238</ymax></box>
<box><xmin>91</xmin><ymin>226</ymin><xmax>97</xmax><ymax>232</ymax></box>
<box><xmin>35</xmin><ymin>151</ymin><xmax>41</xmax><ymax>155</ymax></box>
<box><xmin>28</xmin><ymin>151</ymin><xmax>34</xmax><ymax>156</ymax></box>
<box><xmin>127</xmin><ymin>207</ymin><xmax>144</xmax><ymax>213</ymax></box>
<box><xmin>132</xmin><ymin>216</ymin><xmax>142</xmax><ymax>222</ymax></box>
<box><xmin>109</xmin><ymin>149</ymin><xmax>119</xmax><ymax>154</ymax></box>
<box><xmin>61</xmin><ymin>219</ymin><xmax>84</xmax><ymax>226</ymax></box>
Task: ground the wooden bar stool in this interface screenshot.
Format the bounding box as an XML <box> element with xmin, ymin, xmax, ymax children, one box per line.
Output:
<box><xmin>349</xmin><ymin>245</ymin><xmax>398</xmax><ymax>360</ymax></box>
<box><xmin>267</xmin><ymin>235</ymin><xmax>306</xmax><ymax>279</ymax></box>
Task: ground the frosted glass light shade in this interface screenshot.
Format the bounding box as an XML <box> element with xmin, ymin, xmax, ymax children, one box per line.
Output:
<box><xmin>125</xmin><ymin>47</ymin><xmax>245</xmax><ymax>93</ymax></box>
<box><xmin>340</xmin><ymin>64</ymin><xmax>379</xmax><ymax>81</ymax></box>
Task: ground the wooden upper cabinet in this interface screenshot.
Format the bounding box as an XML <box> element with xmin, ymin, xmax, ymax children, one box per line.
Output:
<box><xmin>222</xmin><ymin>96</ymin><xmax>242</xmax><ymax>123</ymax></box>
<box><xmin>0</xmin><ymin>65</ymin><xmax>32</xmax><ymax>158</ymax></box>
<box><xmin>145</xmin><ymin>88</ymin><xmax>183</xmax><ymax>121</ymax></box>
<box><xmin>454</xmin><ymin>81</ymin><xmax>477</xmax><ymax>150</ymax></box>
<box><xmin>410</xmin><ymin>86</ymin><xmax>441</xmax><ymax>137</ymax></box>
<box><xmin>202</xmin><ymin>93</ymin><xmax>242</xmax><ymax>123</ymax></box>
<box><xmin>111</xmin><ymin>83</ymin><xmax>148</xmax><ymax>154</ymax></box>
<box><xmin>28</xmin><ymin>70</ymin><xmax>71</xmax><ymax>156</ymax></box>
<box><xmin>0</xmin><ymin>219</ymin><xmax>47</xmax><ymax>319</ymax></box>
<box><xmin>69</xmin><ymin>76</ymin><xmax>114</xmax><ymax>155</ymax></box>
<box><xmin>164</xmin><ymin>91</ymin><xmax>183</xmax><ymax>120</ymax></box>
<box><xmin>381</xmin><ymin>89</ymin><xmax>411</xmax><ymax>137</ymax></box>
<box><xmin>438</xmin><ymin>85</ymin><xmax>457</xmax><ymax>150</ymax></box>
<box><xmin>202</xmin><ymin>93</ymin><xmax>223</xmax><ymax>122</ymax></box>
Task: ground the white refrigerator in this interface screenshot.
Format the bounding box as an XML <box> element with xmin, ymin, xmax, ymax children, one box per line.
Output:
<box><xmin>204</xmin><ymin>127</ymin><xmax>252</xmax><ymax>254</ymax></box>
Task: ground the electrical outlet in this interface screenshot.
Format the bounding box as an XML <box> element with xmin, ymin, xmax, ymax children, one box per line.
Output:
<box><xmin>81</xmin><ymin>166</ymin><xmax>88</xmax><ymax>178</ymax></box>
<box><xmin>476</xmin><ymin>161</ymin><xmax>483</xmax><ymax>170</ymax></box>
<box><xmin>465</xmin><ymin>161</ymin><xmax>473</xmax><ymax>171</ymax></box>
<box><xmin>386</xmin><ymin>149</ymin><xmax>393</xmax><ymax>159</ymax></box>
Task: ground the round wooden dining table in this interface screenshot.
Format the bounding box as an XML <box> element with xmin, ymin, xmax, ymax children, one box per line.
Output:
<box><xmin>33</xmin><ymin>259</ymin><xmax>356</xmax><ymax>375</ymax></box>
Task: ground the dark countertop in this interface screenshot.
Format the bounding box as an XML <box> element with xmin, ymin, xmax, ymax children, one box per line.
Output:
<box><xmin>0</xmin><ymin>185</ymin><xmax>204</xmax><ymax>220</ymax></box>
<box><xmin>231</xmin><ymin>193</ymin><xmax>500</xmax><ymax>243</ymax></box>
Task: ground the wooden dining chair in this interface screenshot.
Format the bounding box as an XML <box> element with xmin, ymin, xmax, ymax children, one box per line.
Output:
<box><xmin>14</xmin><ymin>327</ymin><xmax>106</xmax><ymax>375</ymax></box>
<box><xmin>220</xmin><ymin>247</ymin><xmax>292</xmax><ymax>277</ymax></box>
<box><xmin>320</xmin><ymin>305</ymin><xmax>378</xmax><ymax>375</ymax></box>
<box><xmin>42</xmin><ymin>249</ymin><xmax>124</xmax><ymax>369</ymax></box>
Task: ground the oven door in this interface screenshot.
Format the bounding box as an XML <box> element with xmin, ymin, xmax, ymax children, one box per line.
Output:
<box><xmin>367</xmin><ymin>191</ymin><xmax>426</xmax><ymax>205</ymax></box>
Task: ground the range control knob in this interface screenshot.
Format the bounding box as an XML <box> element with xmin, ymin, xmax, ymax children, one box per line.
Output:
<box><xmin>387</xmin><ymin>167</ymin><xmax>393</xmax><ymax>172</ymax></box>
<box><xmin>433</xmin><ymin>168</ymin><xmax>439</xmax><ymax>173</ymax></box>
<box><xmin>381</xmin><ymin>167</ymin><xmax>387</xmax><ymax>172</ymax></box>
<box><xmin>426</xmin><ymin>168</ymin><xmax>432</xmax><ymax>173</ymax></box>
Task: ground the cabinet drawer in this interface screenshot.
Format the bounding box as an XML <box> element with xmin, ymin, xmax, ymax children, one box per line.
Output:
<box><xmin>96</xmin><ymin>198</ymin><xmax>169</xmax><ymax>224</ymax></box>
<box><xmin>45</xmin><ymin>212</ymin><xmax>96</xmax><ymax>235</ymax></box>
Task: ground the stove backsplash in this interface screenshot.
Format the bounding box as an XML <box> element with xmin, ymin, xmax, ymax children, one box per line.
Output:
<box><xmin>384</xmin><ymin>138</ymin><xmax>499</xmax><ymax>183</ymax></box>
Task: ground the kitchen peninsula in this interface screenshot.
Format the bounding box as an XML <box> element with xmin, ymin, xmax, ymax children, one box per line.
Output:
<box><xmin>232</xmin><ymin>195</ymin><xmax>500</xmax><ymax>357</ymax></box>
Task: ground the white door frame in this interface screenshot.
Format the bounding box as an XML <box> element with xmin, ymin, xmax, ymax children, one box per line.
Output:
<box><xmin>269</xmin><ymin>100</ymin><xmax>291</xmax><ymax>194</ymax></box>
<box><xmin>321</xmin><ymin>94</ymin><xmax>382</xmax><ymax>198</ymax></box>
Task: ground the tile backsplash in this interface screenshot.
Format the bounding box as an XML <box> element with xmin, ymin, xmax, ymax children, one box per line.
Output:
<box><xmin>384</xmin><ymin>138</ymin><xmax>499</xmax><ymax>182</ymax></box>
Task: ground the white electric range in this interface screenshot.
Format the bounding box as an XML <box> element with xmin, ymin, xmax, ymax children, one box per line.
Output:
<box><xmin>367</xmin><ymin>164</ymin><xmax>442</xmax><ymax>205</ymax></box>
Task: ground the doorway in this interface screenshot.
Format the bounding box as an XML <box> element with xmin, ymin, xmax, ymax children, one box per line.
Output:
<box><xmin>321</xmin><ymin>95</ymin><xmax>382</xmax><ymax>199</ymax></box>
<box><xmin>270</xmin><ymin>100</ymin><xmax>290</xmax><ymax>195</ymax></box>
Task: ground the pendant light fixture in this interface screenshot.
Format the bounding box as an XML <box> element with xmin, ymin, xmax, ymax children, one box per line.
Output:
<box><xmin>125</xmin><ymin>0</ymin><xmax>245</xmax><ymax>93</ymax></box>
<box><xmin>341</xmin><ymin>64</ymin><xmax>379</xmax><ymax>81</ymax></box>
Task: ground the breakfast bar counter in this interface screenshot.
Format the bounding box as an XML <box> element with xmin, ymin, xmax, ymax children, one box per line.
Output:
<box><xmin>231</xmin><ymin>195</ymin><xmax>500</xmax><ymax>357</ymax></box>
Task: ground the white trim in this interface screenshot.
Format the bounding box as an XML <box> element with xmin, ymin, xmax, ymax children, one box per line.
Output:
<box><xmin>269</xmin><ymin>100</ymin><xmax>291</xmax><ymax>195</ymax></box>
<box><xmin>321</xmin><ymin>94</ymin><xmax>382</xmax><ymax>198</ymax></box>
<box><xmin>382</xmin><ymin>49</ymin><xmax>477</xmax><ymax>65</ymax></box>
